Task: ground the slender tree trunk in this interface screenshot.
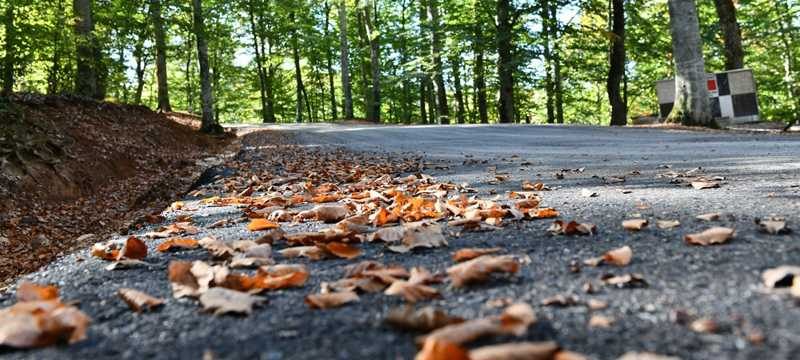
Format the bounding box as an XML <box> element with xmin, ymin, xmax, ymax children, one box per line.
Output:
<box><xmin>666</xmin><ymin>0</ymin><xmax>713</xmax><ymax>126</ymax></box>
<box><xmin>48</xmin><ymin>0</ymin><xmax>65</xmax><ymax>94</ymax></box>
<box><xmin>339</xmin><ymin>0</ymin><xmax>354</xmax><ymax>119</ymax></box>
<box><xmin>496</xmin><ymin>0</ymin><xmax>515</xmax><ymax>123</ymax></box>
<box><xmin>247</xmin><ymin>0</ymin><xmax>269</xmax><ymax>123</ymax></box>
<box><xmin>150</xmin><ymin>0</ymin><xmax>172</xmax><ymax>111</ymax></box>
<box><xmin>362</xmin><ymin>0</ymin><xmax>381</xmax><ymax>122</ymax></box>
<box><xmin>2</xmin><ymin>2</ymin><xmax>14</xmax><ymax>95</ymax></box>
<box><xmin>73</xmin><ymin>0</ymin><xmax>99</xmax><ymax>99</ymax></box>
<box><xmin>324</xmin><ymin>1</ymin><xmax>338</xmax><ymax>120</ymax></box>
<box><xmin>472</xmin><ymin>6</ymin><xmax>488</xmax><ymax>124</ymax></box>
<box><xmin>428</xmin><ymin>0</ymin><xmax>448</xmax><ymax>124</ymax></box>
<box><xmin>185</xmin><ymin>34</ymin><xmax>194</xmax><ymax>113</ymax></box>
<box><xmin>713</xmin><ymin>0</ymin><xmax>744</xmax><ymax>70</ymax></box>
<box><xmin>191</xmin><ymin>0</ymin><xmax>220</xmax><ymax>133</ymax></box>
<box><xmin>399</xmin><ymin>0</ymin><xmax>412</xmax><ymax>123</ymax></box>
<box><xmin>419</xmin><ymin>80</ymin><xmax>428</xmax><ymax>123</ymax></box>
<box><xmin>550</xmin><ymin>1</ymin><xmax>563</xmax><ymax>124</ymax></box>
<box><xmin>290</xmin><ymin>12</ymin><xmax>305</xmax><ymax>123</ymax></box>
<box><xmin>541</xmin><ymin>0</ymin><xmax>554</xmax><ymax>124</ymax></box>
<box><xmin>450</xmin><ymin>55</ymin><xmax>466</xmax><ymax>124</ymax></box>
<box><xmin>133</xmin><ymin>34</ymin><xmax>149</xmax><ymax>105</ymax></box>
<box><xmin>608</xmin><ymin>0</ymin><xmax>627</xmax><ymax>126</ymax></box>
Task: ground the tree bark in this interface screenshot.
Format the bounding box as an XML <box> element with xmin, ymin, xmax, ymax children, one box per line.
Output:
<box><xmin>290</xmin><ymin>12</ymin><xmax>306</xmax><ymax>123</ymax></box>
<box><xmin>247</xmin><ymin>0</ymin><xmax>269</xmax><ymax>123</ymax></box>
<box><xmin>450</xmin><ymin>54</ymin><xmax>466</xmax><ymax>124</ymax></box>
<box><xmin>191</xmin><ymin>0</ymin><xmax>221</xmax><ymax>133</ymax></box>
<box><xmin>2</xmin><ymin>2</ymin><xmax>14</xmax><ymax>95</ymax></box>
<box><xmin>399</xmin><ymin>0</ymin><xmax>412</xmax><ymax>123</ymax></box>
<box><xmin>324</xmin><ymin>1</ymin><xmax>338</xmax><ymax>120</ymax></box>
<box><xmin>73</xmin><ymin>0</ymin><xmax>100</xmax><ymax>99</ymax></box>
<box><xmin>550</xmin><ymin>1</ymin><xmax>563</xmax><ymax>124</ymax></box>
<box><xmin>133</xmin><ymin>32</ymin><xmax>150</xmax><ymax>105</ymax></box>
<box><xmin>339</xmin><ymin>0</ymin><xmax>354</xmax><ymax>119</ymax></box>
<box><xmin>496</xmin><ymin>0</ymin><xmax>515</xmax><ymax>123</ymax></box>
<box><xmin>362</xmin><ymin>0</ymin><xmax>381</xmax><ymax>122</ymax></box>
<box><xmin>472</xmin><ymin>2</ymin><xmax>488</xmax><ymax>124</ymax></box>
<box><xmin>541</xmin><ymin>0</ymin><xmax>554</xmax><ymax>124</ymax></box>
<box><xmin>607</xmin><ymin>0</ymin><xmax>627</xmax><ymax>126</ymax></box>
<box><xmin>48</xmin><ymin>0</ymin><xmax>66</xmax><ymax>94</ymax></box>
<box><xmin>428</xmin><ymin>0</ymin><xmax>448</xmax><ymax>124</ymax></box>
<box><xmin>666</xmin><ymin>0</ymin><xmax>713</xmax><ymax>127</ymax></box>
<box><xmin>150</xmin><ymin>0</ymin><xmax>172</xmax><ymax>111</ymax></box>
<box><xmin>713</xmin><ymin>0</ymin><xmax>744</xmax><ymax>70</ymax></box>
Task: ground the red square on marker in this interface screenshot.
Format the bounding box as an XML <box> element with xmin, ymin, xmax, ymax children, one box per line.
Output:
<box><xmin>707</xmin><ymin>79</ymin><xmax>717</xmax><ymax>91</ymax></box>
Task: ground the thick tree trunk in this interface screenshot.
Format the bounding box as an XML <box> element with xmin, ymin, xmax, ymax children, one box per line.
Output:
<box><xmin>324</xmin><ymin>1</ymin><xmax>338</xmax><ymax>121</ymax></box>
<box><xmin>496</xmin><ymin>0</ymin><xmax>515</xmax><ymax>123</ymax></box>
<box><xmin>419</xmin><ymin>80</ymin><xmax>428</xmax><ymax>123</ymax></box>
<box><xmin>73</xmin><ymin>0</ymin><xmax>99</xmax><ymax>99</ymax></box>
<box><xmin>2</xmin><ymin>2</ymin><xmax>14</xmax><ymax>95</ymax></box>
<box><xmin>191</xmin><ymin>0</ymin><xmax>220</xmax><ymax>133</ymax></box>
<box><xmin>541</xmin><ymin>0</ymin><xmax>554</xmax><ymax>124</ymax></box>
<box><xmin>362</xmin><ymin>0</ymin><xmax>381</xmax><ymax>122</ymax></box>
<box><xmin>450</xmin><ymin>54</ymin><xmax>466</xmax><ymax>124</ymax></box>
<box><xmin>666</xmin><ymin>0</ymin><xmax>713</xmax><ymax>127</ymax></box>
<box><xmin>428</xmin><ymin>0</ymin><xmax>448</xmax><ymax>124</ymax></box>
<box><xmin>339</xmin><ymin>0</ymin><xmax>354</xmax><ymax>119</ymax></box>
<box><xmin>290</xmin><ymin>12</ymin><xmax>305</xmax><ymax>123</ymax></box>
<box><xmin>713</xmin><ymin>0</ymin><xmax>744</xmax><ymax>70</ymax></box>
<box><xmin>607</xmin><ymin>0</ymin><xmax>627</xmax><ymax>126</ymax></box>
<box><xmin>473</xmin><ymin>12</ymin><xmax>488</xmax><ymax>124</ymax></box>
<box><xmin>150</xmin><ymin>0</ymin><xmax>172</xmax><ymax>112</ymax></box>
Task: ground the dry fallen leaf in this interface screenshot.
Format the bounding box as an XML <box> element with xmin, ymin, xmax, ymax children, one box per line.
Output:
<box><xmin>689</xmin><ymin>318</ymin><xmax>718</xmax><ymax>334</ymax></box>
<box><xmin>684</xmin><ymin>227</ymin><xmax>735</xmax><ymax>246</ymax></box>
<box><xmin>548</xmin><ymin>220</ymin><xmax>596</xmax><ymax>236</ymax></box>
<box><xmin>419</xmin><ymin>303</ymin><xmax>535</xmax><ymax>346</ymax></box>
<box><xmin>253</xmin><ymin>264</ymin><xmax>309</xmax><ymax>290</ymax></box>
<box><xmin>601</xmin><ymin>273</ymin><xmax>648</xmax><ymax>288</ymax></box>
<box><xmin>385</xmin><ymin>306</ymin><xmax>464</xmax><ymax>332</ymax></box>
<box><xmin>603</xmin><ymin>246</ymin><xmax>633</xmax><ymax>267</ymax></box>
<box><xmin>385</xmin><ymin>281</ymin><xmax>441</xmax><ymax>303</ymax></box>
<box><xmin>541</xmin><ymin>294</ymin><xmax>580</xmax><ymax>307</ymax></box>
<box><xmin>321</xmin><ymin>242</ymin><xmax>362</xmax><ymax>259</ymax></box>
<box><xmin>447</xmin><ymin>255</ymin><xmax>520</xmax><ymax>288</ymax></box>
<box><xmin>91</xmin><ymin>237</ymin><xmax>147</xmax><ymax>261</ymax></box>
<box><xmin>368</xmin><ymin>226</ymin><xmax>405</xmax><ymax>243</ymax></box>
<box><xmin>755</xmin><ymin>218</ymin><xmax>791</xmax><ymax>235</ymax></box>
<box><xmin>247</xmin><ymin>218</ymin><xmax>281</xmax><ymax>231</ymax></box>
<box><xmin>696</xmin><ymin>212</ymin><xmax>721</xmax><ymax>222</ymax></box>
<box><xmin>296</xmin><ymin>204</ymin><xmax>349</xmax><ymax>223</ymax></box>
<box><xmin>118</xmin><ymin>288</ymin><xmax>164</xmax><ymax>313</ymax></box>
<box><xmin>452</xmin><ymin>247</ymin><xmax>502</xmax><ymax>262</ymax></box>
<box><xmin>305</xmin><ymin>290</ymin><xmax>359</xmax><ymax>309</ymax></box>
<box><xmin>588</xmin><ymin>314</ymin><xmax>614</xmax><ymax>328</ymax></box>
<box><xmin>761</xmin><ymin>265</ymin><xmax>800</xmax><ymax>288</ymax></box>
<box><xmin>388</xmin><ymin>222</ymin><xmax>447</xmax><ymax>253</ymax></box>
<box><xmin>617</xmin><ymin>352</ymin><xmax>681</xmax><ymax>360</ymax></box>
<box><xmin>156</xmin><ymin>238</ymin><xmax>199</xmax><ymax>253</ymax></box>
<box><xmin>622</xmin><ymin>219</ymin><xmax>648</xmax><ymax>231</ymax></box>
<box><xmin>16</xmin><ymin>282</ymin><xmax>59</xmax><ymax>302</ymax></box>
<box><xmin>656</xmin><ymin>220</ymin><xmax>681</xmax><ymax>230</ymax></box>
<box><xmin>0</xmin><ymin>300</ymin><xmax>91</xmax><ymax>348</ymax></box>
<box><xmin>198</xmin><ymin>237</ymin><xmax>235</xmax><ymax>259</ymax></box>
<box><xmin>469</xmin><ymin>341</ymin><xmax>560</xmax><ymax>360</ymax></box>
<box><xmin>691</xmin><ymin>181</ymin><xmax>720</xmax><ymax>190</ymax></box>
<box><xmin>199</xmin><ymin>287</ymin><xmax>264</xmax><ymax>315</ymax></box>
<box><xmin>415</xmin><ymin>339</ymin><xmax>469</xmax><ymax>360</ymax></box>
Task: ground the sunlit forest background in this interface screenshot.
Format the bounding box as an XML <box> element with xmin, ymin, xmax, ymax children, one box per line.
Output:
<box><xmin>1</xmin><ymin>0</ymin><xmax>799</xmax><ymax>124</ymax></box>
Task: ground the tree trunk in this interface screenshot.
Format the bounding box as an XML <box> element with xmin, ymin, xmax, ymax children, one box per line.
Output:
<box><xmin>362</xmin><ymin>0</ymin><xmax>381</xmax><ymax>122</ymax></box>
<box><xmin>339</xmin><ymin>0</ymin><xmax>354</xmax><ymax>119</ymax></box>
<box><xmin>2</xmin><ymin>2</ymin><xmax>14</xmax><ymax>95</ymax></box>
<box><xmin>607</xmin><ymin>0</ymin><xmax>627</xmax><ymax>126</ymax></box>
<box><xmin>191</xmin><ymin>0</ymin><xmax>220</xmax><ymax>133</ymax></box>
<box><xmin>776</xmin><ymin>0</ymin><xmax>800</xmax><ymax>124</ymax></box>
<box><xmin>472</xmin><ymin>5</ymin><xmax>488</xmax><ymax>124</ymax></box>
<box><xmin>713</xmin><ymin>0</ymin><xmax>744</xmax><ymax>70</ymax></box>
<box><xmin>150</xmin><ymin>0</ymin><xmax>172</xmax><ymax>111</ymax></box>
<box><xmin>428</xmin><ymin>0</ymin><xmax>448</xmax><ymax>124</ymax></box>
<box><xmin>185</xmin><ymin>34</ymin><xmax>194</xmax><ymax>113</ymax></box>
<box><xmin>541</xmin><ymin>0</ymin><xmax>554</xmax><ymax>124</ymax></box>
<box><xmin>399</xmin><ymin>0</ymin><xmax>412</xmax><ymax>123</ymax></box>
<box><xmin>324</xmin><ymin>1</ymin><xmax>338</xmax><ymax>120</ymax></box>
<box><xmin>133</xmin><ymin>35</ymin><xmax>149</xmax><ymax>105</ymax></box>
<box><xmin>550</xmin><ymin>2</ymin><xmax>563</xmax><ymax>124</ymax></box>
<box><xmin>247</xmin><ymin>0</ymin><xmax>269</xmax><ymax>123</ymax></box>
<box><xmin>290</xmin><ymin>12</ymin><xmax>305</xmax><ymax>123</ymax></box>
<box><xmin>666</xmin><ymin>0</ymin><xmax>713</xmax><ymax>126</ymax></box>
<box><xmin>450</xmin><ymin>54</ymin><xmax>466</xmax><ymax>124</ymax></box>
<box><xmin>496</xmin><ymin>0</ymin><xmax>515</xmax><ymax>123</ymax></box>
<box><xmin>419</xmin><ymin>80</ymin><xmax>428</xmax><ymax>123</ymax></box>
<box><xmin>48</xmin><ymin>0</ymin><xmax>65</xmax><ymax>94</ymax></box>
<box><xmin>73</xmin><ymin>0</ymin><xmax>99</xmax><ymax>99</ymax></box>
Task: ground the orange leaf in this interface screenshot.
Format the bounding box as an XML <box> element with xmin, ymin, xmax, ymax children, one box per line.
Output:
<box><xmin>305</xmin><ymin>290</ymin><xmax>359</xmax><ymax>309</ymax></box>
<box><xmin>415</xmin><ymin>339</ymin><xmax>470</xmax><ymax>360</ymax></box>
<box><xmin>16</xmin><ymin>282</ymin><xmax>59</xmax><ymax>302</ymax></box>
<box><xmin>119</xmin><ymin>237</ymin><xmax>147</xmax><ymax>260</ymax></box>
<box><xmin>529</xmin><ymin>208</ymin><xmax>559</xmax><ymax>219</ymax></box>
<box><xmin>452</xmin><ymin>247</ymin><xmax>502</xmax><ymax>262</ymax></box>
<box><xmin>157</xmin><ymin>238</ymin><xmax>199</xmax><ymax>252</ymax></box>
<box><xmin>323</xmin><ymin>242</ymin><xmax>362</xmax><ymax>259</ymax></box>
<box><xmin>248</xmin><ymin>218</ymin><xmax>281</xmax><ymax>231</ymax></box>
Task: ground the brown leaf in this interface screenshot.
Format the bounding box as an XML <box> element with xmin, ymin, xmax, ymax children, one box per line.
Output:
<box><xmin>156</xmin><ymin>238</ymin><xmax>199</xmax><ymax>252</ymax></box>
<box><xmin>528</xmin><ymin>208</ymin><xmax>559</xmax><ymax>219</ymax></box>
<box><xmin>167</xmin><ymin>261</ymin><xmax>201</xmax><ymax>298</ymax></box>
<box><xmin>247</xmin><ymin>218</ymin><xmax>281</xmax><ymax>231</ymax></box>
<box><xmin>761</xmin><ymin>265</ymin><xmax>800</xmax><ymax>288</ymax></box>
<box><xmin>622</xmin><ymin>219</ymin><xmax>648</xmax><ymax>231</ymax></box>
<box><xmin>199</xmin><ymin>288</ymin><xmax>264</xmax><ymax>316</ymax></box>
<box><xmin>414</xmin><ymin>339</ymin><xmax>469</xmax><ymax>360</ymax></box>
<box><xmin>452</xmin><ymin>247</ymin><xmax>502</xmax><ymax>262</ymax></box>
<box><xmin>368</xmin><ymin>226</ymin><xmax>405</xmax><ymax>243</ymax></box>
<box><xmin>118</xmin><ymin>288</ymin><xmax>164</xmax><ymax>313</ymax></box>
<box><xmin>388</xmin><ymin>222</ymin><xmax>447</xmax><ymax>253</ymax></box>
<box><xmin>755</xmin><ymin>218</ymin><xmax>791</xmax><ymax>235</ymax></box>
<box><xmin>691</xmin><ymin>181</ymin><xmax>720</xmax><ymax>190</ymax></box>
<box><xmin>541</xmin><ymin>294</ymin><xmax>580</xmax><ymax>307</ymax></box>
<box><xmin>296</xmin><ymin>204</ymin><xmax>349</xmax><ymax>223</ymax></box>
<box><xmin>384</xmin><ymin>281</ymin><xmax>441</xmax><ymax>303</ymax></box>
<box><xmin>601</xmin><ymin>273</ymin><xmax>648</xmax><ymax>288</ymax></box>
<box><xmin>119</xmin><ymin>237</ymin><xmax>147</xmax><ymax>260</ymax></box>
<box><xmin>253</xmin><ymin>264</ymin><xmax>309</xmax><ymax>290</ymax></box>
<box><xmin>305</xmin><ymin>290</ymin><xmax>359</xmax><ymax>309</ymax></box>
<box><xmin>684</xmin><ymin>227</ymin><xmax>735</xmax><ymax>246</ymax></box>
<box><xmin>198</xmin><ymin>237</ymin><xmax>235</xmax><ymax>259</ymax></box>
<box><xmin>548</xmin><ymin>220</ymin><xmax>596</xmax><ymax>236</ymax></box>
<box><xmin>588</xmin><ymin>314</ymin><xmax>614</xmax><ymax>328</ymax></box>
<box><xmin>447</xmin><ymin>255</ymin><xmax>520</xmax><ymax>288</ymax></box>
<box><xmin>689</xmin><ymin>318</ymin><xmax>718</xmax><ymax>334</ymax></box>
<box><xmin>420</xmin><ymin>303</ymin><xmax>535</xmax><ymax>345</ymax></box>
<box><xmin>656</xmin><ymin>220</ymin><xmax>681</xmax><ymax>229</ymax></box>
<box><xmin>0</xmin><ymin>300</ymin><xmax>91</xmax><ymax>348</ymax></box>
<box><xmin>321</xmin><ymin>242</ymin><xmax>362</xmax><ymax>259</ymax></box>
<box><xmin>91</xmin><ymin>237</ymin><xmax>147</xmax><ymax>261</ymax></box>
<box><xmin>469</xmin><ymin>341</ymin><xmax>560</xmax><ymax>360</ymax></box>
<box><xmin>617</xmin><ymin>352</ymin><xmax>681</xmax><ymax>360</ymax></box>
<box><xmin>602</xmin><ymin>246</ymin><xmax>633</xmax><ymax>267</ymax></box>
<box><xmin>696</xmin><ymin>212</ymin><xmax>721</xmax><ymax>221</ymax></box>
<box><xmin>16</xmin><ymin>282</ymin><xmax>59</xmax><ymax>302</ymax></box>
<box><xmin>385</xmin><ymin>306</ymin><xmax>464</xmax><ymax>332</ymax></box>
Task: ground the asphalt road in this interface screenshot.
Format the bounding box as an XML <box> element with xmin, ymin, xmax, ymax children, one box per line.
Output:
<box><xmin>3</xmin><ymin>124</ymin><xmax>800</xmax><ymax>360</ymax></box>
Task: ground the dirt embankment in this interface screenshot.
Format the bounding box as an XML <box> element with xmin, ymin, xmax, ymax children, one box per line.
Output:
<box><xmin>0</xmin><ymin>94</ymin><xmax>232</xmax><ymax>284</ymax></box>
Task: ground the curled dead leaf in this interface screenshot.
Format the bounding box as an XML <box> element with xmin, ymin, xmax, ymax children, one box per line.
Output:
<box><xmin>691</xmin><ymin>181</ymin><xmax>720</xmax><ymax>190</ymax></box>
<box><xmin>548</xmin><ymin>220</ymin><xmax>596</xmax><ymax>236</ymax></box>
<box><xmin>529</xmin><ymin>208</ymin><xmax>559</xmax><ymax>219</ymax></box>
<box><xmin>617</xmin><ymin>352</ymin><xmax>681</xmax><ymax>360</ymax></box>
<box><xmin>419</xmin><ymin>303</ymin><xmax>535</xmax><ymax>346</ymax></box>
<box><xmin>16</xmin><ymin>282</ymin><xmax>59</xmax><ymax>302</ymax></box>
<box><xmin>385</xmin><ymin>306</ymin><xmax>464</xmax><ymax>332</ymax></box>
<box><xmin>388</xmin><ymin>222</ymin><xmax>447</xmax><ymax>253</ymax></box>
<box><xmin>156</xmin><ymin>238</ymin><xmax>199</xmax><ymax>253</ymax></box>
<box><xmin>247</xmin><ymin>218</ymin><xmax>280</xmax><ymax>231</ymax></box>
<box><xmin>305</xmin><ymin>290</ymin><xmax>359</xmax><ymax>309</ymax></box>
<box><xmin>588</xmin><ymin>314</ymin><xmax>614</xmax><ymax>328</ymax></box>
<box><xmin>0</xmin><ymin>300</ymin><xmax>90</xmax><ymax>348</ymax></box>
<box><xmin>296</xmin><ymin>204</ymin><xmax>349</xmax><ymax>223</ymax></box>
<box><xmin>384</xmin><ymin>281</ymin><xmax>441</xmax><ymax>303</ymax></box>
<box><xmin>601</xmin><ymin>273</ymin><xmax>648</xmax><ymax>288</ymax></box>
<box><xmin>118</xmin><ymin>288</ymin><xmax>164</xmax><ymax>313</ymax></box>
<box><xmin>602</xmin><ymin>246</ymin><xmax>633</xmax><ymax>267</ymax></box>
<box><xmin>199</xmin><ymin>287</ymin><xmax>264</xmax><ymax>316</ymax></box>
<box><xmin>696</xmin><ymin>212</ymin><xmax>721</xmax><ymax>222</ymax></box>
<box><xmin>761</xmin><ymin>266</ymin><xmax>800</xmax><ymax>288</ymax></box>
<box><xmin>622</xmin><ymin>219</ymin><xmax>648</xmax><ymax>231</ymax></box>
<box><xmin>452</xmin><ymin>247</ymin><xmax>502</xmax><ymax>262</ymax></box>
<box><xmin>656</xmin><ymin>220</ymin><xmax>681</xmax><ymax>230</ymax></box>
<box><xmin>447</xmin><ymin>255</ymin><xmax>520</xmax><ymax>287</ymax></box>
<box><xmin>469</xmin><ymin>341</ymin><xmax>560</xmax><ymax>360</ymax></box>
<box><xmin>684</xmin><ymin>227</ymin><xmax>735</xmax><ymax>246</ymax></box>
<box><xmin>755</xmin><ymin>218</ymin><xmax>791</xmax><ymax>235</ymax></box>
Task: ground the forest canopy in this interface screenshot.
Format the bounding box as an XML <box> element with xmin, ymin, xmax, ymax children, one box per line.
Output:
<box><xmin>1</xmin><ymin>0</ymin><xmax>799</xmax><ymax>125</ymax></box>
